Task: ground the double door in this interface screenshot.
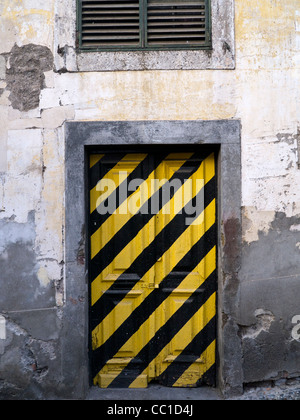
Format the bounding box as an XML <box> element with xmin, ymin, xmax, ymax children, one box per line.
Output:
<box><xmin>88</xmin><ymin>148</ymin><xmax>217</xmax><ymax>388</ymax></box>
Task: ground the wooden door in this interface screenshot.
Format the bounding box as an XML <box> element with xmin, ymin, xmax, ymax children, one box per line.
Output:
<box><xmin>89</xmin><ymin>149</ymin><xmax>217</xmax><ymax>388</ymax></box>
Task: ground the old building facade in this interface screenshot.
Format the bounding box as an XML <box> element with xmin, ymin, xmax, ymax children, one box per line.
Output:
<box><xmin>0</xmin><ymin>0</ymin><xmax>299</xmax><ymax>399</ymax></box>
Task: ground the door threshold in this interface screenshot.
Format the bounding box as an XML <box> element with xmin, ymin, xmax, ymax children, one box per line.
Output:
<box><xmin>87</xmin><ymin>384</ymin><xmax>223</xmax><ymax>400</ymax></box>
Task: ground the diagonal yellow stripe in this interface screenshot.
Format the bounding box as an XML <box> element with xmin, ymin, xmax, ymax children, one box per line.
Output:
<box><xmin>90</xmin><ymin>153</ymin><xmax>147</xmax><ymax>214</ymax></box>
<box><xmin>93</xmin><ymin>250</ymin><xmax>216</xmax><ymax>388</ymax></box>
<box><xmin>91</xmin><ymin>153</ymin><xmax>215</xmax><ymax>306</ymax></box>
<box><xmin>92</xmin><ymin>200</ymin><xmax>216</xmax><ymax>351</ymax></box>
<box><xmin>90</xmin><ymin>154</ymin><xmax>105</xmax><ymax>169</ymax></box>
<box><xmin>91</xmin><ymin>152</ymin><xmax>216</xmax><ymax>389</ymax></box>
<box><xmin>130</xmin><ymin>293</ymin><xmax>216</xmax><ymax>389</ymax></box>
<box><xmin>90</xmin><ymin>153</ymin><xmax>194</xmax><ymax>259</ymax></box>
<box><xmin>172</xmin><ymin>340</ymin><xmax>216</xmax><ymax>387</ymax></box>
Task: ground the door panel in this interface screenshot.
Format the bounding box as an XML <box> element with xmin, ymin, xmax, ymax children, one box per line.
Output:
<box><xmin>90</xmin><ymin>153</ymin><xmax>156</xmax><ymax>387</ymax></box>
<box><xmin>89</xmin><ymin>149</ymin><xmax>217</xmax><ymax>388</ymax></box>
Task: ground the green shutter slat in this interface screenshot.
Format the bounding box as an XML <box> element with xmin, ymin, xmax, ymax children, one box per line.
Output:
<box><xmin>78</xmin><ymin>0</ymin><xmax>211</xmax><ymax>50</ymax></box>
<box><xmin>80</xmin><ymin>0</ymin><xmax>141</xmax><ymax>47</ymax></box>
<box><xmin>146</xmin><ymin>0</ymin><xmax>207</xmax><ymax>46</ymax></box>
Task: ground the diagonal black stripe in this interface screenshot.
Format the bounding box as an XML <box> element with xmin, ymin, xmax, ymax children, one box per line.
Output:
<box><xmin>89</xmin><ymin>153</ymin><xmax>127</xmax><ymax>191</ymax></box>
<box><xmin>90</xmin><ymin>175</ymin><xmax>216</xmax><ymax>330</ymax></box>
<box><xmin>89</xmin><ymin>153</ymin><xmax>168</xmax><ymax>236</ymax></box>
<box><xmin>89</xmin><ymin>150</ymin><xmax>209</xmax><ymax>256</ymax></box>
<box><xmin>91</xmin><ymin>223</ymin><xmax>217</xmax><ymax>379</ymax></box>
<box><xmin>158</xmin><ymin>316</ymin><xmax>216</xmax><ymax>387</ymax></box>
<box><xmin>108</xmin><ymin>281</ymin><xmax>217</xmax><ymax>388</ymax></box>
<box><xmin>199</xmin><ymin>363</ymin><xmax>217</xmax><ymax>387</ymax></box>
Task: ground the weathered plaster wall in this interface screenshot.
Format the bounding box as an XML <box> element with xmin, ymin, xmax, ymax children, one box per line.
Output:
<box><xmin>0</xmin><ymin>0</ymin><xmax>299</xmax><ymax>398</ymax></box>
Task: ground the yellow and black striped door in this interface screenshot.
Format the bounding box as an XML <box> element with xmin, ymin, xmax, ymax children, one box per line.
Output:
<box><xmin>89</xmin><ymin>149</ymin><xmax>217</xmax><ymax>388</ymax></box>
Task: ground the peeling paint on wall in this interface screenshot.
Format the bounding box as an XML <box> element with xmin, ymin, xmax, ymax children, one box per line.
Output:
<box><xmin>243</xmin><ymin>207</ymin><xmax>276</xmax><ymax>243</ymax></box>
<box><xmin>241</xmin><ymin>309</ymin><xmax>275</xmax><ymax>340</ymax></box>
<box><xmin>6</xmin><ymin>44</ymin><xmax>53</xmax><ymax>112</ymax></box>
<box><xmin>240</xmin><ymin>211</ymin><xmax>300</xmax><ymax>383</ymax></box>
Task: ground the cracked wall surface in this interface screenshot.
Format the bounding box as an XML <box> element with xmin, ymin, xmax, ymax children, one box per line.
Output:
<box><xmin>0</xmin><ymin>0</ymin><xmax>299</xmax><ymax>399</ymax></box>
<box><xmin>239</xmin><ymin>212</ymin><xmax>300</xmax><ymax>384</ymax></box>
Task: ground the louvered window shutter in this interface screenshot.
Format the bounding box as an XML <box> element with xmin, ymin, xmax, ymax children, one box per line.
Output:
<box><xmin>78</xmin><ymin>0</ymin><xmax>211</xmax><ymax>50</ymax></box>
<box><xmin>80</xmin><ymin>0</ymin><xmax>141</xmax><ymax>48</ymax></box>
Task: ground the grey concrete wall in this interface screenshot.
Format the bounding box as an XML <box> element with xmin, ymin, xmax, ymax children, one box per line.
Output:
<box><xmin>239</xmin><ymin>211</ymin><xmax>300</xmax><ymax>384</ymax></box>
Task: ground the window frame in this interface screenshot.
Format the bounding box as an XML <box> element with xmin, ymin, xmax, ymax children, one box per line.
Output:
<box><xmin>55</xmin><ymin>0</ymin><xmax>235</xmax><ymax>71</ymax></box>
<box><xmin>77</xmin><ymin>0</ymin><xmax>212</xmax><ymax>52</ymax></box>
<box><xmin>63</xmin><ymin>119</ymin><xmax>242</xmax><ymax>397</ymax></box>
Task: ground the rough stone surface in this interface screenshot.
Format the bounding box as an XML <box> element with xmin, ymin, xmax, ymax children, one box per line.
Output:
<box><xmin>231</xmin><ymin>379</ymin><xmax>300</xmax><ymax>400</ymax></box>
<box><xmin>6</xmin><ymin>44</ymin><xmax>53</xmax><ymax>112</ymax></box>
